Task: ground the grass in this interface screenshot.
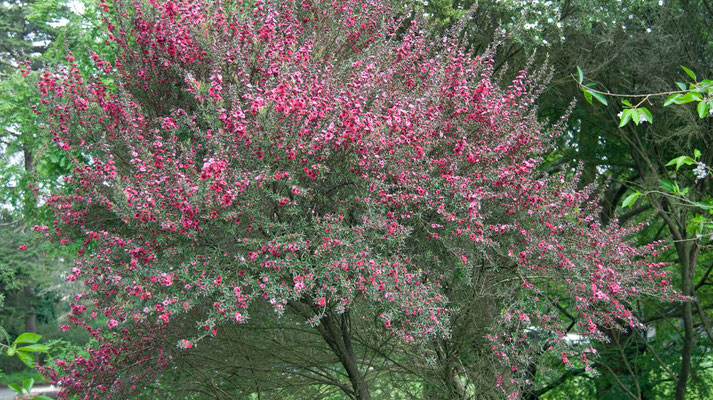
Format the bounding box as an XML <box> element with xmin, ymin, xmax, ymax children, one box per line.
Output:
<box><xmin>0</xmin><ymin>369</ymin><xmax>46</xmax><ymax>386</ymax></box>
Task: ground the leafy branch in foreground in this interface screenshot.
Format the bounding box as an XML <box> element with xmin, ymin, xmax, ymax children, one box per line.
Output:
<box><xmin>1</xmin><ymin>332</ymin><xmax>49</xmax><ymax>368</ymax></box>
<box><xmin>576</xmin><ymin>65</ymin><xmax>713</xmax><ymax>127</ymax></box>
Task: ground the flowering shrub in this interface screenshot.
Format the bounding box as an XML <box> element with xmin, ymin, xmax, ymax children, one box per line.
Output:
<box><xmin>36</xmin><ymin>0</ymin><xmax>673</xmax><ymax>397</ymax></box>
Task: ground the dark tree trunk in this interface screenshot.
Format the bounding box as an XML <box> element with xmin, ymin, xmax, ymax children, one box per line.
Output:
<box><xmin>23</xmin><ymin>145</ymin><xmax>33</xmax><ymax>173</ymax></box>
<box><xmin>674</xmin><ymin>240</ymin><xmax>697</xmax><ymax>400</ymax></box>
<box><xmin>23</xmin><ymin>285</ymin><xmax>36</xmax><ymax>333</ymax></box>
<box><xmin>319</xmin><ymin>311</ymin><xmax>371</xmax><ymax>400</ymax></box>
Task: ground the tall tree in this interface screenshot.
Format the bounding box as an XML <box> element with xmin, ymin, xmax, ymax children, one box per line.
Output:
<box><xmin>0</xmin><ymin>0</ymin><xmax>104</xmax><ymax>371</ymax></box>
<box><xmin>0</xmin><ymin>0</ymin><xmax>72</xmax><ymax>347</ymax></box>
<box><xmin>37</xmin><ymin>1</ymin><xmax>671</xmax><ymax>399</ymax></box>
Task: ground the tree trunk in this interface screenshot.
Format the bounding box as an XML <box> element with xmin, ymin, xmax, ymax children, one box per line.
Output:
<box><xmin>23</xmin><ymin>285</ymin><xmax>36</xmax><ymax>333</ymax></box>
<box><xmin>674</xmin><ymin>240</ymin><xmax>698</xmax><ymax>400</ymax></box>
<box><xmin>578</xmin><ymin>125</ymin><xmax>598</xmax><ymax>189</ymax></box>
<box><xmin>631</xmin><ymin>141</ymin><xmax>700</xmax><ymax>400</ymax></box>
<box><xmin>319</xmin><ymin>312</ymin><xmax>371</xmax><ymax>400</ymax></box>
<box><xmin>24</xmin><ymin>308</ymin><xmax>36</xmax><ymax>333</ymax></box>
<box><xmin>441</xmin><ymin>342</ymin><xmax>466</xmax><ymax>399</ymax></box>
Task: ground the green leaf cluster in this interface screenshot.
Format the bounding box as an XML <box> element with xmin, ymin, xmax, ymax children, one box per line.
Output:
<box><xmin>4</xmin><ymin>332</ymin><xmax>48</xmax><ymax>368</ymax></box>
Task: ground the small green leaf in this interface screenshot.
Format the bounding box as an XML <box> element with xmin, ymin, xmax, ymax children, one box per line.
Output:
<box><xmin>697</xmin><ymin>100</ymin><xmax>709</xmax><ymax>118</ymax></box>
<box><xmin>676</xmin><ymin>82</ymin><xmax>687</xmax><ymax>91</ymax></box>
<box><xmin>14</xmin><ymin>332</ymin><xmax>41</xmax><ymax>344</ymax></box>
<box><xmin>16</xmin><ymin>351</ymin><xmax>35</xmax><ymax>367</ymax></box>
<box><xmin>7</xmin><ymin>343</ymin><xmax>16</xmax><ymax>357</ymax></box>
<box><xmin>693</xmin><ymin>86</ymin><xmax>707</xmax><ymax>94</ymax></box>
<box><xmin>23</xmin><ymin>377</ymin><xmax>34</xmax><ymax>394</ymax></box>
<box><xmin>577</xmin><ymin>66</ymin><xmax>583</xmax><ymax>84</ymax></box>
<box><xmin>681</xmin><ymin>65</ymin><xmax>697</xmax><ymax>81</ymax></box>
<box><xmin>687</xmin><ymin>214</ymin><xmax>706</xmax><ymax>235</ymax></box>
<box><xmin>591</xmin><ymin>91</ymin><xmax>608</xmax><ymax>105</ymax></box>
<box><xmin>696</xmin><ymin>201</ymin><xmax>713</xmax><ymax>210</ymax></box>
<box><xmin>666</xmin><ymin>156</ymin><xmax>690</xmax><ymax>170</ymax></box>
<box><xmin>694</xmin><ymin>149</ymin><xmax>702</xmax><ymax>160</ymax></box>
<box><xmin>583</xmin><ymin>88</ymin><xmax>593</xmax><ymax>105</ymax></box>
<box><xmin>632</xmin><ymin>109</ymin><xmax>641</xmax><ymax>125</ymax></box>
<box><xmin>619</xmin><ymin>109</ymin><xmax>632</xmax><ymax>128</ymax></box>
<box><xmin>622</xmin><ymin>191</ymin><xmax>642</xmax><ymax>208</ymax></box>
<box><xmin>622</xmin><ymin>99</ymin><xmax>632</xmax><ymax>107</ymax></box>
<box><xmin>18</xmin><ymin>344</ymin><xmax>50</xmax><ymax>353</ymax></box>
<box><xmin>638</xmin><ymin>107</ymin><xmax>653</xmax><ymax>123</ymax></box>
<box><xmin>660</xmin><ymin>179</ymin><xmax>675</xmax><ymax>192</ymax></box>
<box><xmin>8</xmin><ymin>384</ymin><xmax>22</xmax><ymax>394</ymax></box>
<box><xmin>664</xmin><ymin>93</ymin><xmax>680</xmax><ymax>106</ymax></box>
<box><xmin>673</xmin><ymin>92</ymin><xmax>702</xmax><ymax>104</ymax></box>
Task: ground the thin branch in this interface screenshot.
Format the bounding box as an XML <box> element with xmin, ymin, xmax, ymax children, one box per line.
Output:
<box><xmin>632</xmin><ymin>328</ymin><xmax>677</xmax><ymax>381</ymax></box>
<box><xmin>575</xmin><ymin>78</ymin><xmax>696</xmax><ymax>98</ymax></box>
<box><xmin>599</xmin><ymin>362</ymin><xmax>639</xmax><ymax>400</ymax></box>
<box><xmin>695</xmin><ymin>261</ymin><xmax>713</xmax><ymax>291</ymax></box>
<box><xmin>694</xmin><ymin>299</ymin><xmax>713</xmax><ymax>345</ymax></box>
<box><xmin>533</xmin><ymin>368</ymin><xmax>587</xmax><ymax>398</ymax></box>
<box><xmin>614</xmin><ymin>333</ymin><xmax>642</xmax><ymax>399</ymax></box>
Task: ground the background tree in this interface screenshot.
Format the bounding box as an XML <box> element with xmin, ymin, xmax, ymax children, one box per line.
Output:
<box><xmin>0</xmin><ymin>0</ymin><xmax>105</xmax><ymax>382</ymax></box>
<box><xmin>0</xmin><ymin>1</ymin><xmax>72</xmax><ymax>370</ymax></box>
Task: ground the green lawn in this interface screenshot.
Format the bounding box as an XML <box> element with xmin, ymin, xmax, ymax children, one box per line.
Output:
<box><xmin>0</xmin><ymin>369</ymin><xmax>46</xmax><ymax>386</ymax></box>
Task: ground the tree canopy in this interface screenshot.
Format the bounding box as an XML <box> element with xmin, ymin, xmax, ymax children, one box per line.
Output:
<box><xmin>2</xmin><ymin>0</ymin><xmax>713</xmax><ymax>399</ymax></box>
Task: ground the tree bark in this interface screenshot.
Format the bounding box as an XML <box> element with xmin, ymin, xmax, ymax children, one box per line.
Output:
<box><xmin>319</xmin><ymin>311</ymin><xmax>371</xmax><ymax>400</ymax></box>
<box><xmin>429</xmin><ymin>340</ymin><xmax>466</xmax><ymax>400</ymax></box>
<box><xmin>655</xmin><ymin>196</ymin><xmax>698</xmax><ymax>400</ymax></box>
<box><xmin>628</xmin><ymin>133</ymin><xmax>699</xmax><ymax>400</ymax></box>
<box><xmin>674</xmin><ymin>240</ymin><xmax>697</xmax><ymax>400</ymax></box>
<box><xmin>23</xmin><ymin>285</ymin><xmax>36</xmax><ymax>333</ymax></box>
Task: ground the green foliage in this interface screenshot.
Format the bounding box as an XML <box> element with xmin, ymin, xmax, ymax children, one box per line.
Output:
<box><xmin>665</xmin><ymin>156</ymin><xmax>695</xmax><ymax>171</ymax></box>
<box><xmin>574</xmin><ymin>64</ymin><xmax>712</xmax><ymax>129</ymax></box>
<box><xmin>0</xmin><ymin>2</ymin><xmax>101</xmax><ymax>368</ymax></box>
<box><xmin>1</xmin><ymin>0</ymin><xmax>108</xmax><ymax>220</ymax></box>
<box><xmin>0</xmin><ymin>369</ymin><xmax>45</xmax><ymax>386</ymax></box>
<box><xmin>3</xmin><ymin>332</ymin><xmax>48</xmax><ymax>368</ymax></box>
<box><xmin>622</xmin><ymin>191</ymin><xmax>642</xmax><ymax>208</ymax></box>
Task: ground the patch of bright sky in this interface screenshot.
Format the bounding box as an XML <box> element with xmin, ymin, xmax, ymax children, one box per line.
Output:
<box><xmin>48</xmin><ymin>0</ymin><xmax>85</xmax><ymax>28</ymax></box>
